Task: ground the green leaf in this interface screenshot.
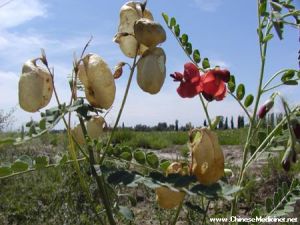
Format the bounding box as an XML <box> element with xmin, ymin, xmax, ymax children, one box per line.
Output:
<box><xmin>202</xmin><ymin>58</ymin><xmax>210</xmax><ymax>69</ymax></box>
<box><xmin>270</xmin><ymin>1</ymin><xmax>283</xmax><ymax>12</ymax></box>
<box><xmin>263</xmin><ymin>34</ymin><xmax>274</xmax><ymax>43</ymax></box>
<box><xmin>266</xmin><ymin>197</ymin><xmax>273</xmax><ymax>213</ymax></box>
<box><xmin>257</xmin><ymin>131</ymin><xmax>267</xmax><ymax>145</ymax></box>
<box><xmin>281</xmin><ymin>70</ymin><xmax>295</xmax><ymax>82</ymax></box>
<box><xmin>146</xmin><ymin>152</ymin><xmax>159</xmax><ymax>169</ymax></box>
<box><xmin>174</xmin><ymin>24</ymin><xmax>180</xmax><ymax>37</ymax></box>
<box><xmin>0</xmin><ymin>166</ymin><xmax>12</xmax><ymax>177</ymax></box>
<box><xmin>112</xmin><ymin>146</ymin><xmax>122</xmax><ymax>157</ymax></box>
<box><xmin>273</xmin><ymin>192</ymin><xmax>280</xmax><ymax>206</ymax></box>
<box><xmin>283</xmin><ymin>80</ymin><xmax>298</xmax><ymax>85</ymax></box>
<box><xmin>162</xmin><ymin>13</ymin><xmax>169</xmax><ymax>25</ymax></box>
<box><xmin>297</xmin><ymin>71</ymin><xmax>300</xmax><ymax>79</ymax></box>
<box><xmin>170</xmin><ymin>17</ymin><xmax>176</xmax><ymax>27</ymax></box>
<box><xmin>282</xmin><ymin>182</ymin><xmax>289</xmax><ymax>194</ymax></box>
<box><xmin>193</xmin><ymin>49</ymin><xmax>201</xmax><ymax>63</ymax></box>
<box><xmin>236</xmin><ymin>84</ymin><xmax>245</xmax><ymax>100</ymax></box>
<box><xmin>19</xmin><ymin>155</ymin><xmax>33</xmax><ymax>167</ymax></box>
<box><xmin>133</xmin><ymin>150</ymin><xmax>146</xmax><ymax>164</ymax></box>
<box><xmin>159</xmin><ymin>160</ymin><xmax>171</xmax><ymax>172</ymax></box>
<box><xmin>39</xmin><ymin>118</ymin><xmax>46</xmax><ymax>130</ymax></box>
<box><xmin>11</xmin><ymin>160</ymin><xmax>29</xmax><ymax>173</ymax></box>
<box><xmin>244</xmin><ymin>94</ymin><xmax>254</xmax><ymax>107</ymax></box>
<box><xmin>34</xmin><ymin>156</ymin><xmax>49</xmax><ymax>169</ymax></box>
<box><xmin>119</xmin><ymin>206</ymin><xmax>134</xmax><ymax>221</ymax></box>
<box><xmin>59</xmin><ymin>154</ymin><xmax>68</xmax><ymax>165</ymax></box>
<box><xmin>185</xmin><ymin>42</ymin><xmax>193</xmax><ymax>55</ymax></box>
<box><xmin>120</xmin><ymin>152</ymin><xmax>132</xmax><ymax>161</ymax></box>
<box><xmin>228</xmin><ymin>75</ymin><xmax>236</xmax><ymax>93</ymax></box>
<box><xmin>273</xmin><ymin>21</ymin><xmax>283</xmax><ymax>40</ymax></box>
<box><xmin>259</xmin><ymin>1</ymin><xmax>267</xmax><ymax>16</ymax></box>
<box><xmin>181</xmin><ymin>34</ymin><xmax>188</xmax><ymax>46</ymax></box>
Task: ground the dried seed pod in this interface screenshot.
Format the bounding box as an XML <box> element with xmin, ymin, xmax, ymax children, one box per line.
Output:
<box><xmin>155</xmin><ymin>162</ymin><xmax>186</xmax><ymax>209</ymax></box>
<box><xmin>134</xmin><ymin>18</ymin><xmax>166</xmax><ymax>49</ymax></box>
<box><xmin>72</xmin><ymin>116</ymin><xmax>106</xmax><ymax>145</ymax></box>
<box><xmin>115</xmin><ymin>1</ymin><xmax>153</xmax><ymax>58</ymax></box>
<box><xmin>78</xmin><ymin>53</ymin><xmax>116</xmax><ymax>109</ymax></box>
<box><xmin>113</xmin><ymin>62</ymin><xmax>126</xmax><ymax>79</ymax></box>
<box><xmin>189</xmin><ymin>128</ymin><xmax>224</xmax><ymax>185</ymax></box>
<box><xmin>137</xmin><ymin>47</ymin><xmax>166</xmax><ymax>94</ymax></box>
<box><xmin>18</xmin><ymin>59</ymin><xmax>53</xmax><ymax>112</ymax></box>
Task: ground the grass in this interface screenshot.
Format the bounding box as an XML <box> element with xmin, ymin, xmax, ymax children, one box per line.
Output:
<box><xmin>111</xmin><ymin>128</ymin><xmax>247</xmax><ymax>150</ymax></box>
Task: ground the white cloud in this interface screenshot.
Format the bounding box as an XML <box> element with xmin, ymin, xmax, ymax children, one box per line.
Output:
<box><xmin>210</xmin><ymin>59</ymin><xmax>231</xmax><ymax>68</ymax></box>
<box><xmin>0</xmin><ymin>0</ymin><xmax>47</xmax><ymax>30</ymax></box>
<box><xmin>193</xmin><ymin>0</ymin><xmax>223</xmax><ymax>12</ymax></box>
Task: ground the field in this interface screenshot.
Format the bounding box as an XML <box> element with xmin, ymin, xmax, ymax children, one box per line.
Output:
<box><xmin>1</xmin><ymin>129</ymin><xmax>299</xmax><ymax>224</ymax></box>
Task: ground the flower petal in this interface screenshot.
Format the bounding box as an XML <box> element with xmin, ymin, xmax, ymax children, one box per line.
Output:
<box><xmin>183</xmin><ymin>63</ymin><xmax>200</xmax><ymax>81</ymax></box>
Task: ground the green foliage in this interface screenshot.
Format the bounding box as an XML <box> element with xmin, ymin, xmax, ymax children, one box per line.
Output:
<box><xmin>244</xmin><ymin>94</ymin><xmax>254</xmax><ymax>107</ymax></box>
<box><xmin>236</xmin><ymin>84</ymin><xmax>246</xmax><ymax>100</ymax></box>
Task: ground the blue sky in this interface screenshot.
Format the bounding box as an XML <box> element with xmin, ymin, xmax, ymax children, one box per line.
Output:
<box><xmin>0</xmin><ymin>0</ymin><xmax>299</xmax><ymax>129</ymax></box>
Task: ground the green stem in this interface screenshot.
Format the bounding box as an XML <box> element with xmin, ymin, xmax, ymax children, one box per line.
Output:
<box><xmin>0</xmin><ymin>157</ymin><xmax>86</xmax><ymax>180</ymax></box>
<box><xmin>78</xmin><ymin>117</ymin><xmax>116</xmax><ymax>225</ymax></box>
<box><xmin>202</xmin><ymin>201</ymin><xmax>210</xmax><ymax>225</ymax></box>
<box><xmin>199</xmin><ymin>94</ymin><xmax>212</xmax><ymax>129</ymax></box>
<box><xmin>100</xmin><ymin>48</ymin><xmax>139</xmax><ymax>164</ymax></box>
<box><xmin>170</xmin><ymin>201</ymin><xmax>184</xmax><ymax>225</ymax></box>
<box><xmin>262</xmin><ymin>78</ymin><xmax>300</xmax><ymax>93</ymax></box>
<box><xmin>262</xmin><ymin>69</ymin><xmax>297</xmax><ymax>90</ymax></box>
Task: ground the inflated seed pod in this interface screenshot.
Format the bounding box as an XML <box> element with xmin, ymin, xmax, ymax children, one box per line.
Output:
<box><xmin>189</xmin><ymin>128</ymin><xmax>224</xmax><ymax>185</ymax></box>
<box><xmin>78</xmin><ymin>53</ymin><xmax>116</xmax><ymax>109</ymax></box>
<box><xmin>72</xmin><ymin>116</ymin><xmax>106</xmax><ymax>145</ymax></box>
<box><xmin>155</xmin><ymin>162</ymin><xmax>186</xmax><ymax>209</ymax></box>
<box><xmin>134</xmin><ymin>18</ymin><xmax>166</xmax><ymax>49</ymax></box>
<box><xmin>18</xmin><ymin>59</ymin><xmax>53</xmax><ymax>112</ymax></box>
<box><xmin>115</xmin><ymin>1</ymin><xmax>153</xmax><ymax>58</ymax></box>
<box><xmin>137</xmin><ymin>47</ymin><xmax>166</xmax><ymax>94</ymax></box>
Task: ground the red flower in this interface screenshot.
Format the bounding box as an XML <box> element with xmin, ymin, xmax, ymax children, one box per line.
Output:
<box><xmin>258</xmin><ymin>99</ymin><xmax>274</xmax><ymax>119</ymax></box>
<box><xmin>201</xmin><ymin>69</ymin><xmax>230</xmax><ymax>101</ymax></box>
<box><xmin>171</xmin><ymin>63</ymin><xmax>203</xmax><ymax>98</ymax></box>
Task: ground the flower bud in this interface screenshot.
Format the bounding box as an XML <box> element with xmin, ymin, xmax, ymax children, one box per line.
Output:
<box><xmin>134</xmin><ymin>18</ymin><xmax>166</xmax><ymax>49</ymax></box>
<box><xmin>293</xmin><ymin>123</ymin><xmax>300</xmax><ymax>140</ymax></box>
<box><xmin>258</xmin><ymin>99</ymin><xmax>274</xmax><ymax>119</ymax></box>
<box><xmin>281</xmin><ymin>146</ymin><xmax>296</xmax><ymax>172</ymax></box>
<box><xmin>18</xmin><ymin>59</ymin><xmax>53</xmax><ymax>112</ymax></box>
<box><xmin>189</xmin><ymin>128</ymin><xmax>224</xmax><ymax>185</ymax></box>
<box><xmin>72</xmin><ymin>116</ymin><xmax>106</xmax><ymax>145</ymax></box>
<box><xmin>115</xmin><ymin>1</ymin><xmax>153</xmax><ymax>58</ymax></box>
<box><xmin>137</xmin><ymin>47</ymin><xmax>166</xmax><ymax>94</ymax></box>
<box><xmin>155</xmin><ymin>162</ymin><xmax>185</xmax><ymax>209</ymax></box>
<box><xmin>78</xmin><ymin>53</ymin><xmax>116</xmax><ymax>109</ymax></box>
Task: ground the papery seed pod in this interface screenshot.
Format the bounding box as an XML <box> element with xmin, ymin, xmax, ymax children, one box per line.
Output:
<box><xmin>155</xmin><ymin>162</ymin><xmax>185</xmax><ymax>209</ymax></box>
<box><xmin>113</xmin><ymin>62</ymin><xmax>126</xmax><ymax>79</ymax></box>
<box><xmin>224</xmin><ymin>168</ymin><xmax>234</xmax><ymax>178</ymax></box>
<box><xmin>134</xmin><ymin>18</ymin><xmax>166</xmax><ymax>49</ymax></box>
<box><xmin>72</xmin><ymin>116</ymin><xmax>106</xmax><ymax>145</ymax></box>
<box><xmin>18</xmin><ymin>59</ymin><xmax>53</xmax><ymax>112</ymax></box>
<box><xmin>189</xmin><ymin>128</ymin><xmax>224</xmax><ymax>185</ymax></box>
<box><xmin>115</xmin><ymin>1</ymin><xmax>153</xmax><ymax>58</ymax></box>
<box><xmin>258</xmin><ymin>98</ymin><xmax>274</xmax><ymax>119</ymax></box>
<box><xmin>78</xmin><ymin>53</ymin><xmax>116</xmax><ymax>109</ymax></box>
<box><xmin>137</xmin><ymin>47</ymin><xmax>166</xmax><ymax>94</ymax></box>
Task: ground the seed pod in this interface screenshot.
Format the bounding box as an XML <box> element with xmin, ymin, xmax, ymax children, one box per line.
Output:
<box><xmin>72</xmin><ymin>116</ymin><xmax>106</xmax><ymax>145</ymax></box>
<box><xmin>78</xmin><ymin>53</ymin><xmax>116</xmax><ymax>109</ymax></box>
<box><xmin>113</xmin><ymin>62</ymin><xmax>126</xmax><ymax>79</ymax></box>
<box><xmin>281</xmin><ymin>146</ymin><xmax>296</xmax><ymax>172</ymax></box>
<box><xmin>18</xmin><ymin>59</ymin><xmax>53</xmax><ymax>112</ymax></box>
<box><xmin>189</xmin><ymin>128</ymin><xmax>224</xmax><ymax>185</ymax></box>
<box><xmin>115</xmin><ymin>1</ymin><xmax>153</xmax><ymax>58</ymax></box>
<box><xmin>134</xmin><ymin>18</ymin><xmax>166</xmax><ymax>49</ymax></box>
<box><xmin>137</xmin><ymin>47</ymin><xmax>166</xmax><ymax>94</ymax></box>
<box><xmin>155</xmin><ymin>162</ymin><xmax>185</xmax><ymax>209</ymax></box>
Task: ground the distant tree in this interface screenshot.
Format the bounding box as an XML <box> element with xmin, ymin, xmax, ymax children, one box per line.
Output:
<box><xmin>122</xmin><ymin>122</ymin><xmax>125</xmax><ymax>129</ymax></box>
<box><xmin>218</xmin><ymin>117</ymin><xmax>224</xmax><ymax>130</ymax></box>
<box><xmin>203</xmin><ymin>119</ymin><xmax>207</xmax><ymax>127</ymax></box>
<box><xmin>224</xmin><ymin>117</ymin><xmax>228</xmax><ymax>130</ymax></box>
<box><xmin>175</xmin><ymin>119</ymin><xmax>179</xmax><ymax>131</ymax></box>
<box><xmin>230</xmin><ymin>116</ymin><xmax>234</xmax><ymax>129</ymax></box>
<box><xmin>169</xmin><ymin>124</ymin><xmax>175</xmax><ymax>131</ymax></box>
<box><xmin>156</xmin><ymin>122</ymin><xmax>168</xmax><ymax>131</ymax></box>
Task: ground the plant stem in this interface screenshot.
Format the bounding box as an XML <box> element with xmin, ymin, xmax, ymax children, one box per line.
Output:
<box><xmin>170</xmin><ymin>201</ymin><xmax>183</xmax><ymax>225</ymax></box>
<box><xmin>78</xmin><ymin>117</ymin><xmax>116</xmax><ymax>225</ymax></box>
<box><xmin>202</xmin><ymin>201</ymin><xmax>210</xmax><ymax>225</ymax></box>
<box><xmin>262</xmin><ymin>68</ymin><xmax>297</xmax><ymax>90</ymax></box>
<box><xmin>100</xmin><ymin>48</ymin><xmax>139</xmax><ymax>164</ymax></box>
<box><xmin>199</xmin><ymin>94</ymin><xmax>212</xmax><ymax>129</ymax></box>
